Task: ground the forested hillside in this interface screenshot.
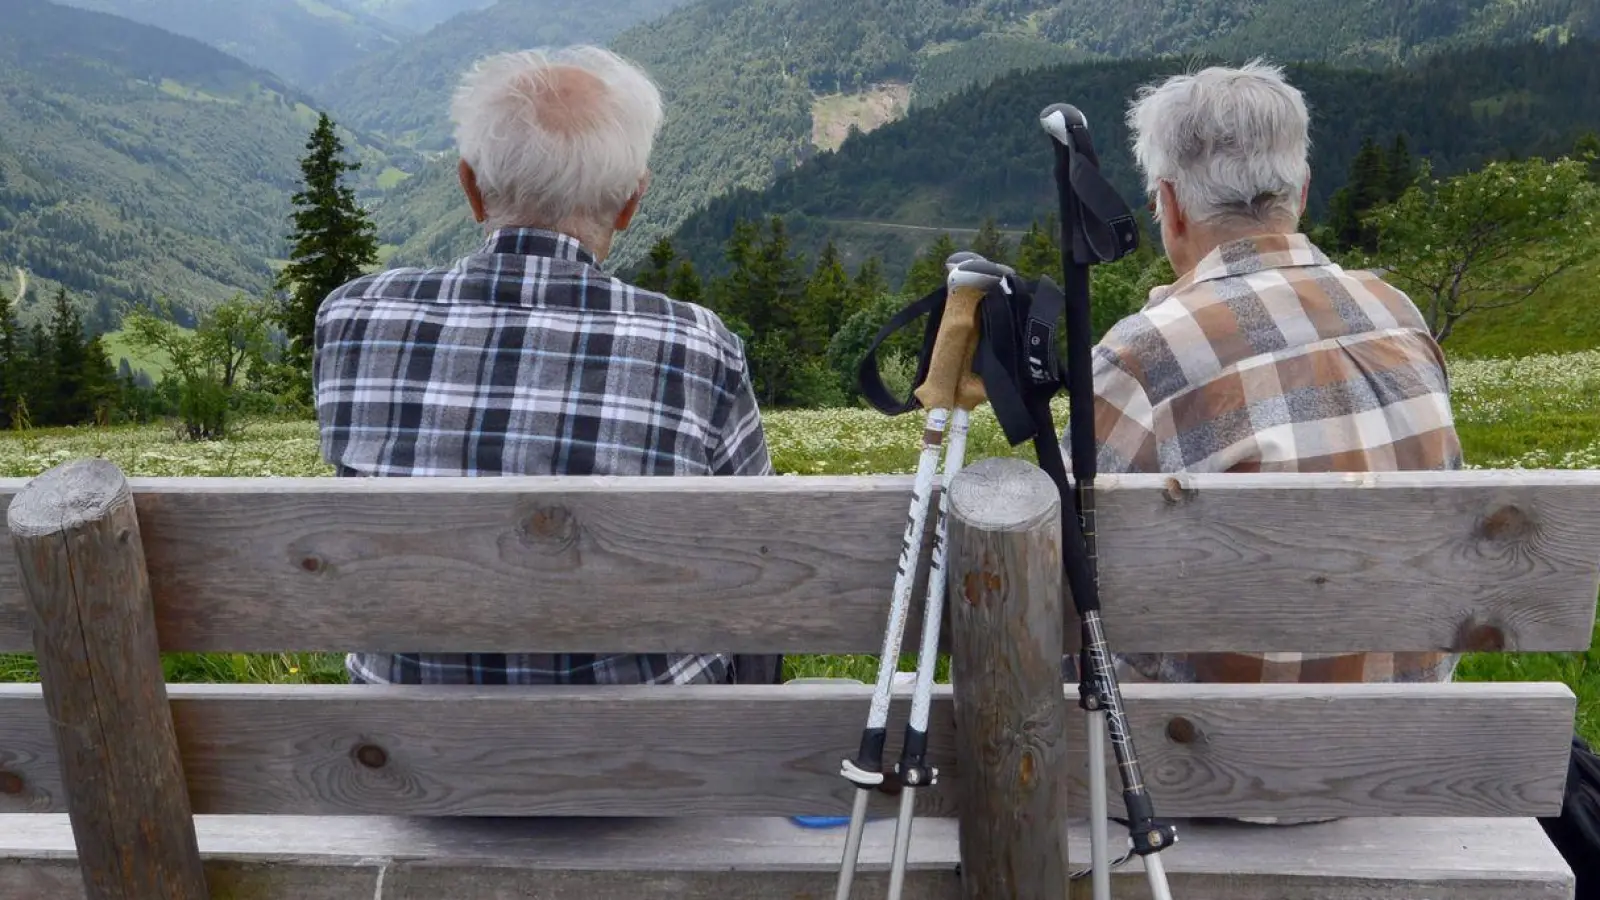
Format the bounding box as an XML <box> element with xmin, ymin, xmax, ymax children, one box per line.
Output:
<box><xmin>374</xmin><ymin>0</ymin><xmax>1595</xmax><ymax>273</ymax></box>
<box><xmin>0</xmin><ymin>0</ymin><xmax>398</xmax><ymax>327</ymax></box>
<box><xmin>321</xmin><ymin>0</ymin><xmax>694</xmax><ymax>148</ymax></box>
<box><xmin>341</xmin><ymin>0</ymin><xmax>496</xmax><ymax>33</ymax></box>
<box><xmin>49</xmin><ymin>0</ymin><xmax>406</xmax><ymax>88</ymax></box>
<box><xmin>663</xmin><ymin>40</ymin><xmax>1600</xmax><ymax>282</ymax></box>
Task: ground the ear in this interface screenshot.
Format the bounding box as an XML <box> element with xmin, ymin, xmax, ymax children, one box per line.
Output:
<box><xmin>459</xmin><ymin>159</ymin><xmax>487</xmax><ymax>224</ymax></box>
<box><xmin>1300</xmin><ymin>176</ymin><xmax>1311</xmax><ymax>217</ymax></box>
<box><xmin>613</xmin><ymin>174</ymin><xmax>650</xmax><ymax>232</ymax></box>
<box><xmin>1158</xmin><ymin>181</ymin><xmax>1186</xmax><ymax>235</ymax></box>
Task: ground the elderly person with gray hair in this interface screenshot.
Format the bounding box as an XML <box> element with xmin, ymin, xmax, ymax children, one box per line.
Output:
<box><xmin>1083</xmin><ymin>61</ymin><xmax>1463</xmax><ymax>698</ymax></box>
<box><xmin>313</xmin><ymin>47</ymin><xmax>774</xmax><ymax>687</ymax></box>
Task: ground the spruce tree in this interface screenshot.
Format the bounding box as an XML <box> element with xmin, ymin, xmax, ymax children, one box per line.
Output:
<box><xmin>1386</xmin><ymin>134</ymin><xmax>1418</xmax><ymax>201</ymax></box>
<box><xmin>669</xmin><ymin>260</ymin><xmax>704</xmax><ymax>305</ymax></box>
<box><xmin>852</xmin><ymin>256</ymin><xmax>889</xmax><ymax>304</ymax></box>
<box><xmin>0</xmin><ymin>288</ymin><xmax>14</xmax><ymax>428</ymax></box>
<box><xmin>637</xmin><ymin>237</ymin><xmax>677</xmax><ymax>293</ymax></box>
<box><xmin>277</xmin><ymin>113</ymin><xmax>379</xmax><ymax>382</ymax></box>
<box><xmin>1013</xmin><ymin>217</ymin><xmax>1062</xmax><ymax>284</ymax></box>
<box><xmin>800</xmin><ymin>241</ymin><xmax>852</xmax><ymax>356</ymax></box>
<box><xmin>970</xmin><ymin>217</ymin><xmax>1013</xmax><ymax>266</ymax></box>
<box><xmin>902</xmin><ymin>233</ymin><xmax>960</xmax><ymax>297</ymax></box>
<box><xmin>49</xmin><ymin>288</ymin><xmax>89</xmax><ymax>425</ymax></box>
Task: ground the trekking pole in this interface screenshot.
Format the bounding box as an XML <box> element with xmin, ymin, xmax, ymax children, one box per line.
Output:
<box><xmin>835</xmin><ymin>251</ymin><xmax>1002</xmax><ymax>900</ymax></box>
<box><xmin>884</xmin><ymin>256</ymin><xmax>1009</xmax><ymax>900</ymax></box>
<box><xmin>1039</xmin><ymin>102</ymin><xmax>1178</xmax><ymax>900</ymax></box>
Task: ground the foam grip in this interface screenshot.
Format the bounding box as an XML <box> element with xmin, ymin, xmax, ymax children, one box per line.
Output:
<box><xmin>913</xmin><ymin>284</ymin><xmax>985</xmax><ymax>411</ymax></box>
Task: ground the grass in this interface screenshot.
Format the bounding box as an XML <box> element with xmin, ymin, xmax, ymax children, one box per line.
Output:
<box><xmin>100</xmin><ymin>326</ymin><xmax>183</xmax><ymax>380</ymax></box>
<box><xmin>1437</xmin><ymin>252</ymin><xmax>1600</xmax><ymax>358</ymax></box>
<box><xmin>0</xmin><ymin>353</ymin><xmax>1594</xmax><ymax>742</ymax></box>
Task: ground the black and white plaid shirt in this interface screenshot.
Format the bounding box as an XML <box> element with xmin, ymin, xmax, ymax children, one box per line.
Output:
<box><xmin>314</xmin><ymin>227</ymin><xmax>773</xmax><ymax>686</ymax></box>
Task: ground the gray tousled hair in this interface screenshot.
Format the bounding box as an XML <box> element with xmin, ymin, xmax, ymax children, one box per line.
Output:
<box><xmin>1127</xmin><ymin>59</ymin><xmax>1311</xmax><ymax>228</ymax></box>
<box><xmin>451</xmin><ymin>46</ymin><xmax>663</xmax><ymax>230</ymax></box>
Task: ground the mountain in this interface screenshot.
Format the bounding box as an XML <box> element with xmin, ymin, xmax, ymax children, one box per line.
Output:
<box><xmin>340</xmin><ymin>0</ymin><xmax>498</xmax><ymax>33</ymax></box>
<box><xmin>49</xmin><ymin>0</ymin><xmax>407</xmax><ymax>88</ymax></box>
<box><xmin>320</xmin><ymin>0</ymin><xmax>695</xmax><ymax>149</ymax></box>
<box><xmin>0</xmin><ymin>0</ymin><xmax>398</xmax><ymax>326</ymax></box>
<box><xmin>661</xmin><ymin>39</ymin><xmax>1600</xmax><ymax>284</ymax></box>
<box><xmin>372</xmin><ymin>0</ymin><xmax>1597</xmax><ymax>274</ymax></box>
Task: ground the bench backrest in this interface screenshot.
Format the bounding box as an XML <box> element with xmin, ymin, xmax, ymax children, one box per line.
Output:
<box><xmin>0</xmin><ymin>458</ymin><xmax>1595</xmax><ymax>828</ymax></box>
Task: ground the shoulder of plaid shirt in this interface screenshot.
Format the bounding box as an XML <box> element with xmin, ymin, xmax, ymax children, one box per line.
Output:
<box><xmin>311</xmin><ymin>226</ymin><xmax>775</xmax><ymax>686</ymax></box>
<box><xmin>1063</xmin><ymin>232</ymin><xmax>1466</xmax><ymax>690</ymax></box>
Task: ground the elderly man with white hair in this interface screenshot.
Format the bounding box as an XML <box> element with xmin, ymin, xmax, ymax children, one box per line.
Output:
<box><xmin>1083</xmin><ymin>61</ymin><xmax>1464</xmax><ymax>694</ymax></box>
<box><xmin>313</xmin><ymin>47</ymin><xmax>774</xmax><ymax>687</ymax></box>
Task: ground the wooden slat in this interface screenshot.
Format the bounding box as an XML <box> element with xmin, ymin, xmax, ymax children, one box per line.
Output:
<box><xmin>0</xmin><ymin>470</ymin><xmax>1592</xmax><ymax>655</ymax></box>
<box><xmin>0</xmin><ymin>815</ymin><xmax>1575</xmax><ymax>899</ymax></box>
<box><xmin>0</xmin><ymin>681</ymin><xmax>1573</xmax><ymax>819</ymax></box>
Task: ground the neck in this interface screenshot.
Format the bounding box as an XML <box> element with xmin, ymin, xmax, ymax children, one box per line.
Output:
<box><xmin>1176</xmin><ymin>218</ymin><xmax>1297</xmax><ymax>275</ymax></box>
<box><xmin>490</xmin><ymin>218</ymin><xmax>614</xmax><ymax>262</ymax></box>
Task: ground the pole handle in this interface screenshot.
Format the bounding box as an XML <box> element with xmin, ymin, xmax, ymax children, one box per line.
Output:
<box><xmin>913</xmin><ymin>283</ymin><xmax>986</xmax><ymax>412</ymax></box>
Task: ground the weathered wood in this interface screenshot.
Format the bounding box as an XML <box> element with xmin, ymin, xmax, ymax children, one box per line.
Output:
<box><xmin>0</xmin><ymin>681</ymin><xmax>1573</xmax><ymax>818</ymax></box>
<box><xmin>0</xmin><ymin>470</ymin><xmax>1590</xmax><ymax>654</ymax></box>
<box><xmin>5</xmin><ymin>460</ymin><xmax>208</xmax><ymax>900</ymax></box>
<box><xmin>947</xmin><ymin>457</ymin><xmax>1070</xmax><ymax>899</ymax></box>
<box><xmin>0</xmin><ymin>815</ymin><xmax>1575</xmax><ymax>899</ymax></box>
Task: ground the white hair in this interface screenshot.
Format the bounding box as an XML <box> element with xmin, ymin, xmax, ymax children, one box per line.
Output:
<box><xmin>450</xmin><ymin>46</ymin><xmax>663</xmax><ymax>230</ymax></box>
<box><xmin>1127</xmin><ymin>59</ymin><xmax>1311</xmax><ymax>228</ymax></box>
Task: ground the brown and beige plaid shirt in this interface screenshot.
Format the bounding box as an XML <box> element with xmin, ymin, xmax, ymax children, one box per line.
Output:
<box><xmin>1088</xmin><ymin>232</ymin><xmax>1463</xmax><ymax>686</ymax></box>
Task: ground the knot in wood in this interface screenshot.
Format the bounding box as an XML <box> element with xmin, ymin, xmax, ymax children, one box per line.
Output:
<box><xmin>0</xmin><ymin>771</ymin><xmax>23</xmax><ymax>795</ymax></box>
<box><xmin>521</xmin><ymin>505</ymin><xmax>576</xmax><ymax>544</ymax></box>
<box><xmin>1165</xmin><ymin>717</ymin><xmax>1199</xmax><ymax>745</ymax></box>
<box><xmin>1162</xmin><ymin>477</ymin><xmax>1196</xmax><ymax>504</ymax></box>
<box><xmin>1476</xmin><ymin>505</ymin><xmax>1534</xmax><ymax>543</ymax></box>
<box><xmin>353</xmin><ymin>743</ymin><xmax>389</xmax><ymax>769</ymax></box>
<box><xmin>299</xmin><ymin>555</ymin><xmax>326</xmax><ymax>574</ymax></box>
<box><xmin>1455</xmin><ymin>619</ymin><xmax>1508</xmax><ymax>652</ymax></box>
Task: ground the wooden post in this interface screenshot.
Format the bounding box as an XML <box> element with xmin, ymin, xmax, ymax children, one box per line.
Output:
<box><xmin>947</xmin><ymin>456</ymin><xmax>1070</xmax><ymax>900</ymax></box>
<box><xmin>7</xmin><ymin>458</ymin><xmax>208</xmax><ymax>899</ymax></box>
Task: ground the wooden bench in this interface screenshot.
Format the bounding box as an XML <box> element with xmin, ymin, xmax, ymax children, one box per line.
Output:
<box><xmin>0</xmin><ymin>455</ymin><xmax>1595</xmax><ymax>898</ymax></box>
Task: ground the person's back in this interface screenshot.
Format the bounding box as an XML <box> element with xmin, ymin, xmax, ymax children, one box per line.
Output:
<box><xmin>1084</xmin><ymin>61</ymin><xmax>1464</xmax><ymax>690</ymax></box>
<box><xmin>313</xmin><ymin>47</ymin><xmax>772</xmax><ymax>686</ymax></box>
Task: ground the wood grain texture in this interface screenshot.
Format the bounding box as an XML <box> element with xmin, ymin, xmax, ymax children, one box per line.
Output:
<box><xmin>0</xmin><ymin>470</ymin><xmax>1593</xmax><ymax>654</ymax></box>
<box><xmin>0</xmin><ymin>815</ymin><xmax>1574</xmax><ymax>899</ymax></box>
<box><xmin>6</xmin><ymin>459</ymin><xmax>208</xmax><ymax>899</ymax></box>
<box><xmin>948</xmin><ymin>458</ymin><xmax>1071</xmax><ymax>899</ymax></box>
<box><xmin>0</xmin><ymin>681</ymin><xmax>1573</xmax><ymax>818</ymax></box>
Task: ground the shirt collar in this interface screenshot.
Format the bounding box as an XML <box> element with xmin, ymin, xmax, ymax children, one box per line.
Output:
<box><xmin>480</xmin><ymin>227</ymin><xmax>598</xmax><ymax>267</ymax></box>
<box><xmin>1182</xmin><ymin>233</ymin><xmax>1331</xmax><ymax>287</ymax></box>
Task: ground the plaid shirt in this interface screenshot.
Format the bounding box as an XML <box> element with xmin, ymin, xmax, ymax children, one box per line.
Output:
<box><xmin>1079</xmin><ymin>233</ymin><xmax>1463</xmax><ymax>686</ymax></box>
<box><xmin>314</xmin><ymin>227</ymin><xmax>773</xmax><ymax>686</ymax></box>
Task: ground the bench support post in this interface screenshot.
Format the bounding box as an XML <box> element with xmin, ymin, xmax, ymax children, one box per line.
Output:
<box><xmin>7</xmin><ymin>458</ymin><xmax>208</xmax><ymax>900</ymax></box>
<box><xmin>947</xmin><ymin>457</ymin><xmax>1071</xmax><ymax>899</ymax></box>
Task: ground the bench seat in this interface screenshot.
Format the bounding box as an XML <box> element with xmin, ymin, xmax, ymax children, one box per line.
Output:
<box><xmin>0</xmin><ymin>814</ymin><xmax>1573</xmax><ymax>899</ymax></box>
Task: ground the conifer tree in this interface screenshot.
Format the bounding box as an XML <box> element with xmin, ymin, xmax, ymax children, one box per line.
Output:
<box><xmin>1386</xmin><ymin>133</ymin><xmax>1418</xmax><ymax>200</ymax></box>
<box><xmin>669</xmin><ymin>260</ymin><xmax>704</xmax><ymax>305</ymax></box>
<box><xmin>49</xmin><ymin>288</ymin><xmax>88</xmax><ymax>425</ymax></box>
<box><xmin>637</xmin><ymin>237</ymin><xmax>678</xmax><ymax>293</ymax></box>
<box><xmin>901</xmin><ymin>233</ymin><xmax>959</xmax><ymax>297</ymax></box>
<box><xmin>800</xmin><ymin>241</ymin><xmax>852</xmax><ymax>356</ymax></box>
<box><xmin>852</xmin><ymin>256</ymin><xmax>889</xmax><ymax>304</ymax></box>
<box><xmin>0</xmin><ymin>288</ymin><xmax>15</xmax><ymax>428</ymax></box>
<box><xmin>970</xmin><ymin>217</ymin><xmax>1013</xmax><ymax>266</ymax></box>
<box><xmin>1013</xmin><ymin>217</ymin><xmax>1062</xmax><ymax>284</ymax></box>
<box><xmin>277</xmin><ymin>113</ymin><xmax>379</xmax><ymax>385</ymax></box>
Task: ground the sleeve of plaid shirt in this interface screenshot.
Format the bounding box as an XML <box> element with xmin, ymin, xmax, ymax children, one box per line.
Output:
<box><xmin>1091</xmin><ymin>344</ymin><xmax>1161</xmax><ymax>474</ymax></box>
<box><xmin>707</xmin><ymin>336</ymin><xmax>775</xmax><ymax>477</ymax></box>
